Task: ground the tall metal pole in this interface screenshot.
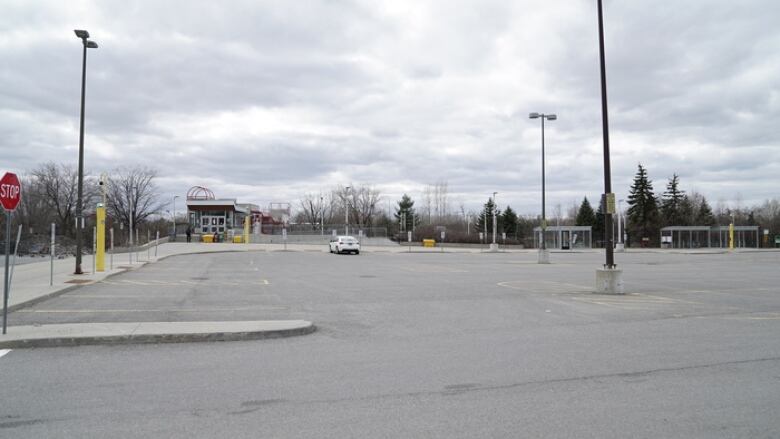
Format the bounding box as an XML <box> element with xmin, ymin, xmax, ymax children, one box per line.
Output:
<box><xmin>50</xmin><ymin>223</ymin><xmax>55</xmax><ymax>286</ymax></box>
<box><xmin>598</xmin><ymin>0</ymin><xmax>615</xmax><ymax>269</ymax></box>
<box><xmin>74</xmin><ymin>41</ymin><xmax>88</xmax><ymax>275</ymax></box>
<box><xmin>541</xmin><ymin>116</ymin><xmax>546</xmax><ymax>251</ymax></box>
<box><xmin>3</xmin><ymin>212</ymin><xmax>11</xmax><ymax>333</ymax></box>
<box><xmin>345</xmin><ymin>186</ymin><xmax>350</xmax><ymax>236</ymax></box>
<box><xmin>172</xmin><ymin>195</ymin><xmax>177</xmax><ymax>241</ymax></box>
<box><xmin>618</xmin><ymin>199</ymin><xmax>624</xmax><ymax>245</ymax></box>
<box><xmin>492</xmin><ymin>192</ymin><xmax>498</xmax><ymax>245</ymax></box>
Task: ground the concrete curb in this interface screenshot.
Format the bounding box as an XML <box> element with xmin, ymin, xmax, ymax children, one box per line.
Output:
<box><xmin>0</xmin><ymin>321</ymin><xmax>316</xmax><ymax>349</ymax></box>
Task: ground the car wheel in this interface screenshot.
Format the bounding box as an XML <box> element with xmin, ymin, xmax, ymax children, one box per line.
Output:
<box><xmin>355</xmin><ymin>250</ymin><xmax>360</xmax><ymax>255</ymax></box>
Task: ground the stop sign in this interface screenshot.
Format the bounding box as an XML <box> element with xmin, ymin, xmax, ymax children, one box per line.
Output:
<box><xmin>0</xmin><ymin>172</ymin><xmax>22</xmax><ymax>212</ymax></box>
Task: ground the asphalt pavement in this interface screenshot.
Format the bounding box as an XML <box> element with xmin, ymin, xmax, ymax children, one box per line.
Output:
<box><xmin>1</xmin><ymin>247</ymin><xmax>779</xmax><ymax>437</ymax></box>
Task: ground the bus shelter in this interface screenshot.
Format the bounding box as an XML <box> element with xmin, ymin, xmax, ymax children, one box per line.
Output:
<box><xmin>660</xmin><ymin>225</ymin><xmax>760</xmax><ymax>248</ymax></box>
<box><xmin>713</xmin><ymin>225</ymin><xmax>760</xmax><ymax>248</ymax></box>
<box><xmin>660</xmin><ymin>226</ymin><xmax>712</xmax><ymax>248</ymax></box>
<box><xmin>532</xmin><ymin>225</ymin><xmax>592</xmax><ymax>249</ymax></box>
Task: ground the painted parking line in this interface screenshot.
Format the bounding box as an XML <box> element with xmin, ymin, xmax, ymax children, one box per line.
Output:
<box><xmin>400</xmin><ymin>265</ymin><xmax>468</xmax><ymax>273</ymax></box>
<box><xmin>0</xmin><ymin>349</ymin><xmax>11</xmax><ymax>359</ymax></box>
<box><xmin>497</xmin><ymin>280</ymin><xmax>591</xmax><ymax>293</ymax></box>
<box><xmin>97</xmin><ymin>279</ymin><xmax>271</xmax><ymax>287</ymax></box>
<box><xmin>571</xmin><ymin>293</ymin><xmax>700</xmax><ymax>310</ymax></box>
<box><xmin>697</xmin><ymin>312</ymin><xmax>780</xmax><ymax>321</ymax></box>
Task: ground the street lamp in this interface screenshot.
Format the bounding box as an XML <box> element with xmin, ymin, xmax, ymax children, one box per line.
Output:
<box><xmin>172</xmin><ymin>195</ymin><xmax>179</xmax><ymax>241</ymax></box>
<box><xmin>616</xmin><ymin>198</ymin><xmax>625</xmax><ymax>251</ymax></box>
<box><xmin>320</xmin><ymin>196</ymin><xmax>324</xmax><ymax>236</ymax></box>
<box><xmin>595</xmin><ymin>0</ymin><xmax>622</xmax><ymax>293</ymax></box>
<box><xmin>73</xmin><ymin>29</ymin><xmax>98</xmax><ymax>275</ymax></box>
<box><xmin>529</xmin><ymin>112</ymin><xmax>556</xmax><ymax>263</ymax></box>
<box><xmin>490</xmin><ymin>192</ymin><xmax>498</xmax><ymax>251</ymax></box>
<box><xmin>344</xmin><ymin>186</ymin><xmax>351</xmax><ymax>236</ymax></box>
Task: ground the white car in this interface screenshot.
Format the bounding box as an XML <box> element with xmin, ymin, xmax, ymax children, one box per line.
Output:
<box><xmin>329</xmin><ymin>236</ymin><xmax>360</xmax><ymax>254</ymax></box>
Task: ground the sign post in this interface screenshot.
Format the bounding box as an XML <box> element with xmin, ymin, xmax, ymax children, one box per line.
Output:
<box><xmin>1</xmin><ymin>172</ymin><xmax>22</xmax><ymax>334</ymax></box>
<box><xmin>50</xmin><ymin>223</ymin><xmax>55</xmax><ymax>286</ymax></box>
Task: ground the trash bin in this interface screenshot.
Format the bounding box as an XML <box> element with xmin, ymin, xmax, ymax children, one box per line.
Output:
<box><xmin>233</xmin><ymin>236</ymin><xmax>243</xmax><ymax>243</ymax></box>
<box><xmin>201</xmin><ymin>234</ymin><xmax>214</xmax><ymax>243</ymax></box>
<box><xmin>423</xmin><ymin>239</ymin><xmax>435</xmax><ymax>247</ymax></box>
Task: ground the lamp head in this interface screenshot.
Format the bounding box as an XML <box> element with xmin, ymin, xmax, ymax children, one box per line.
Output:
<box><xmin>86</xmin><ymin>40</ymin><xmax>98</xmax><ymax>49</ymax></box>
<box><xmin>546</xmin><ymin>114</ymin><xmax>557</xmax><ymax>121</ymax></box>
<box><xmin>74</xmin><ymin>29</ymin><xmax>90</xmax><ymax>39</ymax></box>
<box><xmin>529</xmin><ymin>112</ymin><xmax>540</xmax><ymax>119</ymax></box>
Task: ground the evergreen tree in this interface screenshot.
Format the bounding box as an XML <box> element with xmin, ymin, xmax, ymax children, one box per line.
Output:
<box><xmin>502</xmin><ymin>205</ymin><xmax>518</xmax><ymax>237</ymax></box>
<box><xmin>678</xmin><ymin>195</ymin><xmax>695</xmax><ymax>226</ymax></box>
<box><xmin>695</xmin><ymin>196</ymin><xmax>715</xmax><ymax>225</ymax></box>
<box><xmin>475</xmin><ymin>198</ymin><xmax>500</xmax><ymax>235</ymax></box>
<box><xmin>576</xmin><ymin>197</ymin><xmax>597</xmax><ymax>227</ymax></box>
<box><xmin>626</xmin><ymin>163</ymin><xmax>660</xmax><ymax>245</ymax></box>
<box><xmin>394</xmin><ymin>194</ymin><xmax>419</xmax><ymax>231</ymax></box>
<box><xmin>661</xmin><ymin>174</ymin><xmax>686</xmax><ymax>226</ymax></box>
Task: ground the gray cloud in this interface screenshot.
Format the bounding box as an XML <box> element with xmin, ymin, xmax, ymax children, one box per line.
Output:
<box><xmin>1</xmin><ymin>0</ymin><xmax>778</xmax><ymax>215</ymax></box>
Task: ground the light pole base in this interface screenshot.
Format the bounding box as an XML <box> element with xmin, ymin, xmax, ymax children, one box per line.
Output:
<box><xmin>595</xmin><ymin>267</ymin><xmax>624</xmax><ymax>295</ymax></box>
<box><xmin>615</xmin><ymin>243</ymin><xmax>625</xmax><ymax>252</ymax></box>
<box><xmin>537</xmin><ymin>249</ymin><xmax>550</xmax><ymax>264</ymax></box>
<box><xmin>489</xmin><ymin>243</ymin><xmax>499</xmax><ymax>252</ymax></box>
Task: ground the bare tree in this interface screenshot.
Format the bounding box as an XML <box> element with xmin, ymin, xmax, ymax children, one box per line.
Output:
<box><xmin>297</xmin><ymin>192</ymin><xmax>330</xmax><ymax>229</ymax></box>
<box><xmin>29</xmin><ymin>162</ymin><xmax>98</xmax><ymax>236</ymax></box>
<box><xmin>351</xmin><ymin>186</ymin><xmax>381</xmax><ymax>227</ymax></box>
<box><xmin>106</xmin><ymin>166</ymin><xmax>164</xmax><ymax>229</ymax></box>
<box><xmin>421</xmin><ymin>185</ymin><xmax>433</xmax><ymax>225</ymax></box>
<box><xmin>15</xmin><ymin>175</ymin><xmax>49</xmax><ymax>234</ymax></box>
<box><xmin>331</xmin><ymin>184</ymin><xmax>382</xmax><ymax>227</ymax></box>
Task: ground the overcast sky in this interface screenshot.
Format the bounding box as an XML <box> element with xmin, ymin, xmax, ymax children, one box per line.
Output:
<box><xmin>2</xmin><ymin>0</ymin><xmax>778</xmax><ymax>216</ymax></box>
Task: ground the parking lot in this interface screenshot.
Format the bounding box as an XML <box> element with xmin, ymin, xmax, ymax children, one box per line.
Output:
<box><xmin>4</xmin><ymin>248</ymin><xmax>780</xmax><ymax>437</ymax></box>
<box><xmin>11</xmin><ymin>249</ymin><xmax>780</xmax><ymax>328</ymax></box>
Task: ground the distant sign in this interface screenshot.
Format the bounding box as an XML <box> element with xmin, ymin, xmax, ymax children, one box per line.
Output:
<box><xmin>282</xmin><ymin>228</ymin><xmax>287</xmax><ymax>240</ymax></box>
<box><xmin>407</xmin><ymin>231</ymin><xmax>412</xmax><ymax>242</ymax></box>
<box><xmin>440</xmin><ymin>231</ymin><xmax>445</xmax><ymax>240</ymax></box>
<box><xmin>0</xmin><ymin>172</ymin><xmax>21</xmax><ymax>212</ymax></box>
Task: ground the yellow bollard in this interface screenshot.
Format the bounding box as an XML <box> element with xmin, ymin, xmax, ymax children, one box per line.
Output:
<box><xmin>729</xmin><ymin>222</ymin><xmax>734</xmax><ymax>250</ymax></box>
<box><xmin>96</xmin><ymin>205</ymin><xmax>106</xmax><ymax>271</ymax></box>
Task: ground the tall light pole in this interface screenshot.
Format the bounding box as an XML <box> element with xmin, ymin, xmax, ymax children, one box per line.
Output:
<box><xmin>344</xmin><ymin>186</ymin><xmax>351</xmax><ymax>236</ymax></box>
<box><xmin>172</xmin><ymin>195</ymin><xmax>179</xmax><ymax>241</ymax></box>
<box><xmin>320</xmin><ymin>196</ymin><xmax>324</xmax><ymax>236</ymax></box>
<box><xmin>595</xmin><ymin>0</ymin><xmax>622</xmax><ymax>294</ymax></box>
<box><xmin>73</xmin><ymin>30</ymin><xmax>98</xmax><ymax>275</ymax></box>
<box><xmin>616</xmin><ymin>198</ymin><xmax>625</xmax><ymax>251</ymax></box>
<box><xmin>490</xmin><ymin>192</ymin><xmax>498</xmax><ymax>251</ymax></box>
<box><xmin>529</xmin><ymin>112</ymin><xmax>556</xmax><ymax>263</ymax></box>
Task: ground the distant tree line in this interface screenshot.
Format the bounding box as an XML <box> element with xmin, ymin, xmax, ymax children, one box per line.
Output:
<box><xmin>294</xmin><ymin>173</ymin><xmax>780</xmax><ymax>247</ymax></box>
<box><xmin>6</xmin><ymin>162</ymin><xmax>165</xmax><ymax>246</ymax></box>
